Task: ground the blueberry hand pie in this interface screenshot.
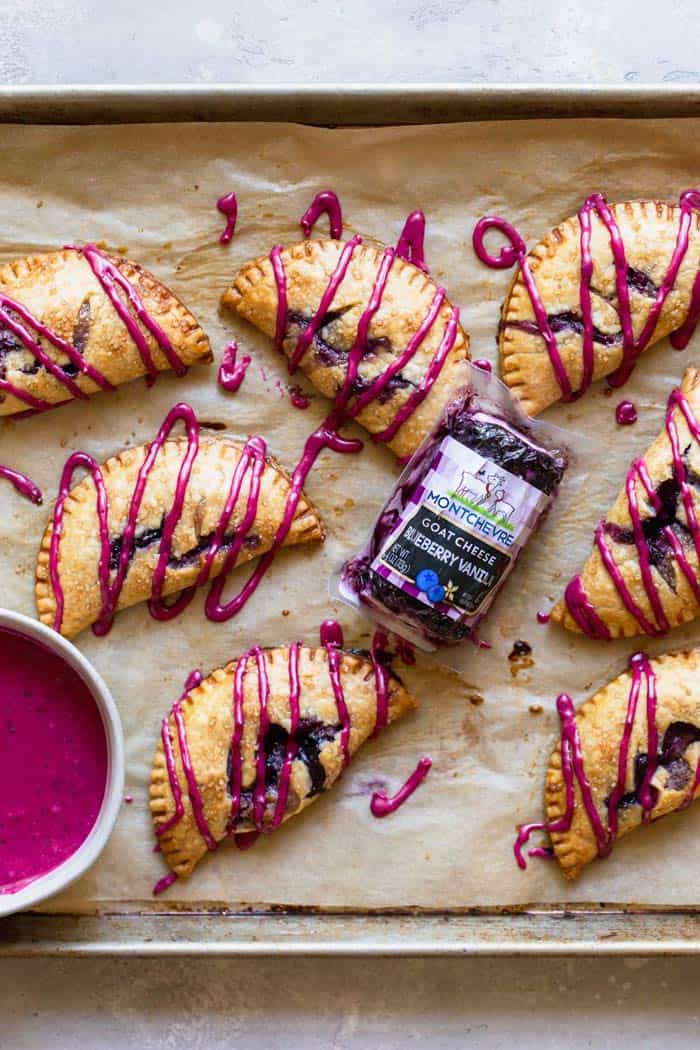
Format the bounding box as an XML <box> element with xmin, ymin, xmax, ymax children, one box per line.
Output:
<box><xmin>36</xmin><ymin>407</ymin><xmax>324</xmax><ymax>639</ymax></box>
<box><xmin>0</xmin><ymin>246</ymin><xmax>211</xmax><ymax>415</ymax></box>
<box><xmin>150</xmin><ymin>642</ymin><xmax>417</xmax><ymax>880</ymax></box>
<box><xmin>222</xmin><ymin>237</ymin><xmax>470</xmax><ymax>460</ymax></box>
<box><xmin>476</xmin><ymin>191</ymin><xmax>700</xmax><ymax>416</ymax></box>
<box><xmin>552</xmin><ymin>367</ymin><xmax>700</xmax><ymax>640</ymax></box>
<box><xmin>516</xmin><ymin>650</ymin><xmax>700</xmax><ymax>879</ymax></box>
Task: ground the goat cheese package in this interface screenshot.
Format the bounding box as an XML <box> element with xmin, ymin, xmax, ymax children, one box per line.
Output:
<box><xmin>336</xmin><ymin>363</ymin><xmax>570</xmax><ymax>649</ymax></box>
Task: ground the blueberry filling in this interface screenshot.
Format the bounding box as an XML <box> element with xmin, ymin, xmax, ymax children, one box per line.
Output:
<box><xmin>609</xmin><ymin>721</ymin><xmax>700</xmax><ymax>810</ymax></box>
<box><xmin>626</xmin><ymin>267</ymin><xmax>660</xmax><ymax>299</ymax></box>
<box><xmin>503</xmin><ymin>266</ymin><xmax>659</xmax><ymax>347</ymax></box>
<box><xmin>0</xmin><ymin>321</ymin><xmax>37</xmax><ymax>378</ymax></box>
<box><xmin>287</xmin><ymin>308</ymin><xmax>351</xmax><ymax>369</ymax></box>
<box><xmin>604</xmin><ymin>477</ymin><xmax>688</xmax><ymax>594</ymax></box>
<box><xmin>349</xmin><ymin>372</ymin><xmax>414</xmax><ymax>404</ymax></box>
<box><xmin>505</xmin><ymin>312</ymin><xmax>623</xmax><ymax>349</ymax></box>
<box><xmin>72</xmin><ymin>298</ymin><xmax>92</xmax><ymax>355</ymax></box>
<box><xmin>287</xmin><ymin>309</ymin><xmax>407</xmax><ymax>401</ymax></box>
<box><xmin>0</xmin><ymin>299</ymin><xmax>92</xmax><ymax>381</ymax></box>
<box><xmin>109</xmin><ymin>523</ymin><xmax>165</xmax><ymax>571</ymax></box>
<box><xmin>108</xmin><ymin>521</ymin><xmax>261</xmax><ymax>573</ymax></box>
<box><xmin>227</xmin><ymin>717</ymin><xmax>340</xmax><ymax>826</ymax></box>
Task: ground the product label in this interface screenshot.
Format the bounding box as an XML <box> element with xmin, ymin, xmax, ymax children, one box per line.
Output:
<box><xmin>370</xmin><ymin>435</ymin><xmax>547</xmax><ymax>623</ymax></box>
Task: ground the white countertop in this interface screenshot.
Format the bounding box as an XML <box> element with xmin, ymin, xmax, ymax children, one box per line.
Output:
<box><xmin>3</xmin><ymin>0</ymin><xmax>699</xmax><ymax>85</ymax></box>
<box><xmin>2</xmin><ymin>1</ymin><xmax>700</xmax><ymax>1045</ymax></box>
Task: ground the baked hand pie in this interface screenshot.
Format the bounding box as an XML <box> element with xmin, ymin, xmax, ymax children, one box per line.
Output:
<box><xmin>0</xmin><ymin>245</ymin><xmax>211</xmax><ymax>416</ymax></box>
<box><xmin>552</xmin><ymin>367</ymin><xmax>700</xmax><ymax>640</ymax></box>
<box><xmin>222</xmin><ymin>237</ymin><xmax>470</xmax><ymax>460</ymax></box>
<box><xmin>473</xmin><ymin>191</ymin><xmax>700</xmax><ymax>416</ymax></box>
<box><xmin>515</xmin><ymin>650</ymin><xmax>700</xmax><ymax>879</ymax></box>
<box><xmin>150</xmin><ymin>641</ymin><xmax>417</xmax><ymax>880</ymax></box>
<box><xmin>35</xmin><ymin>403</ymin><xmax>324</xmax><ymax>639</ymax></box>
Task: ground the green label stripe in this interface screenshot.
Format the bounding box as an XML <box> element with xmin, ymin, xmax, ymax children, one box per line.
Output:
<box><xmin>446</xmin><ymin>490</ymin><xmax>515</xmax><ymax>532</ymax></box>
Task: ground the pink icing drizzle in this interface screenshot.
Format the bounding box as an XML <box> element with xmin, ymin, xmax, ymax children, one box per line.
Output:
<box><xmin>155</xmin><ymin>669</ymin><xmax>204</xmax><ymax>840</ymax></box>
<box><xmin>152</xmin><ymin>872</ymin><xmax>178</xmax><ymax>896</ymax></box>
<box><xmin>564</xmin><ymin>384</ymin><xmax>700</xmax><ymax>638</ymax></box>
<box><xmin>289</xmin><ymin>385</ymin><xmax>310</xmax><ymax>409</ymax></box>
<box><xmin>473</xmin><ymin>190</ymin><xmax>700</xmax><ymax>401</ymax></box>
<box><xmin>396</xmin><ymin>210</ymin><xmax>428</xmax><ymax>272</ymax></box>
<box><xmin>0</xmin><ymin>242</ymin><xmax>189</xmax><ymax>416</ymax></box>
<box><xmin>616</xmin><ymin>400</ymin><xmax>638</xmax><ymax>425</ymax></box>
<box><xmin>216</xmin><ymin>192</ymin><xmax>238</xmax><ymax>245</ymax></box>
<box><xmin>301</xmin><ymin>190</ymin><xmax>343</xmax><ymax>240</ymax></box>
<box><xmin>370</xmin><ymin>757</ymin><xmax>432</xmax><ymax>817</ymax></box>
<box><xmin>0</xmin><ymin>463</ymin><xmax>42</xmax><ymax>504</ymax></box>
<box><xmin>473</xmin><ymin>358</ymin><xmax>493</xmax><ymax>374</ymax></box>
<box><xmin>514</xmin><ymin>652</ymin><xmax>659</xmax><ymax>869</ymax></box>
<box><xmin>52</xmin><ymin>204</ymin><xmax>460</xmax><ymax>637</ymax></box>
<box><xmin>153</xmin><ymin>622</ymin><xmax>394</xmax><ymax>887</ymax></box>
<box><xmin>76</xmin><ymin>244</ymin><xmax>187</xmax><ymax>380</ymax></box>
<box><xmin>218</xmin><ymin>340</ymin><xmax>251</xmax><ymax>393</ymax></box>
<box><xmin>271</xmin><ymin>202</ymin><xmax>459</xmax><ymax>446</ymax></box>
<box><xmin>49</xmin><ymin>403</ymin><xmax>270</xmax><ymax>635</ymax></box>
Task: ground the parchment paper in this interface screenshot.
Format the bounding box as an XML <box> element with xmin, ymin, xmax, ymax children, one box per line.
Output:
<box><xmin>2</xmin><ymin>117</ymin><xmax>700</xmax><ymax>911</ymax></box>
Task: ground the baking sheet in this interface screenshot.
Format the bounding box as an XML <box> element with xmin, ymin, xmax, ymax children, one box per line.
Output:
<box><xmin>2</xmin><ymin>117</ymin><xmax>700</xmax><ymax>913</ymax></box>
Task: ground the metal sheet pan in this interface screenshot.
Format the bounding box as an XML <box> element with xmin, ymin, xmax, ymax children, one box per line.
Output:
<box><xmin>0</xmin><ymin>82</ymin><xmax>699</xmax><ymax>125</ymax></box>
<box><xmin>3</xmin><ymin>81</ymin><xmax>700</xmax><ymax>955</ymax></box>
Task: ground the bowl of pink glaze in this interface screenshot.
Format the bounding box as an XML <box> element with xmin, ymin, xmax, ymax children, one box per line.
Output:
<box><xmin>0</xmin><ymin>609</ymin><xmax>124</xmax><ymax>917</ymax></box>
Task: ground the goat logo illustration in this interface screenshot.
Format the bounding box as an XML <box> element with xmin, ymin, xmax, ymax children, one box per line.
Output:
<box><xmin>454</xmin><ymin>466</ymin><xmax>515</xmax><ymax>524</ymax></box>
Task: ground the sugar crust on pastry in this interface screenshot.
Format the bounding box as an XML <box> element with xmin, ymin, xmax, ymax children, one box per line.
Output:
<box><xmin>0</xmin><ymin>248</ymin><xmax>211</xmax><ymax>416</ymax></box>
<box><xmin>222</xmin><ymin>238</ymin><xmax>470</xmax><ymax>460</ymax></box>
<box><xmin>500</xmin><ymin>200</ymin><xmax>700</xmax><ymax>415</ymax></box>
<box><xmin>35</xmin><ymin>436</ymin><xmax>324</xmax><ymax>639</ymax></box>
<box><xmin>150</xmin><ymin>645</ymin><xmax>418</xmax><ymax>879</ymax></box>
<box><xmin>545</xmin><ymin>649</ymin><xmax>700</xmax><ymax>879</ymax></box>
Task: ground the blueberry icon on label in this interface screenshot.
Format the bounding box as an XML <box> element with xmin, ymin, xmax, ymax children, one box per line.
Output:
<box><xmin>416</xmin><ymin>569</ymin><xmax>439</xmax><ymax>592</ymax></box>
<box><xmin>427</xmin><ymin>584</ymin><xmax>446</xmax><ymax>603</ymax></box>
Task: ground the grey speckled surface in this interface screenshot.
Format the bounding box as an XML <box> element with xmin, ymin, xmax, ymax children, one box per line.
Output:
<box><xmin>2</xmin><ymin>955</ymin><xmax>700</xmax><ymax>1048</ymax></box>
<box><xmin>0</xmin><ymin>0</ymin><xmax>698</xmax><ymax>85</ymax></box>
<box><xmin>3</xmin><ymin>0</ymin><xmax>700</xmax><ymax>1045</ymax></box>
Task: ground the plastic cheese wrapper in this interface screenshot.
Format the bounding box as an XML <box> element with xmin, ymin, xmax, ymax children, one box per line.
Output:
<box><xmin>334</xmin><ymin>362</ymin><xmax>573</xmax><ymax>651</ymax></box>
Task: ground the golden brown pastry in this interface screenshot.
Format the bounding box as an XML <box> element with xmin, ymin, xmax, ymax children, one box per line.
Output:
<box><xmin>552</xmin><ymin>367</ymin><xmax>700</xmax><ymax>640</ymax></box>
<box><xmin>491</xmin><ymin>194</ymin><xmax>700</xmax><ymax>415</ymax></box>
<box><xmin>517</xmin><ymin>650</ymin><xmax>700</xmax><ymax>879</ymax></box>
<box><xmin>222</xmin><ymin>237</ymin><xmax>470</xmax><ymax>460</ymax></box>
<box><xmin>150</xmin><ymin>643</ymin><xmax>417</xmax><ymax>880</ymax></box>
<box><xmin>0</xmin><ymin>246</ymin><xmax>211</xmax><ymax>415</ymax></box>
<box><xmin>36</xmin><ymin>429</ymin><xmax>324</xmax><ymax>639</ymax></box>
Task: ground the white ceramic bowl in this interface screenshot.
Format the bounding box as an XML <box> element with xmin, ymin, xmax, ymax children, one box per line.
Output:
<box><xmin>0</xmin><ymin>609</ymin><xmax>124</xmax><ymax>917</ymax></box>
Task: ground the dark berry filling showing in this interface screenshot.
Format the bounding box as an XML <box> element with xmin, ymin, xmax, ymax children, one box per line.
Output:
<box><xmin>503</xmin><ymin>266</ymin><xmax>659</xmax><ymax>347</ymax></box>
<box><xmin>0</xmin><ymin>298</ymin><xmax>92</xmax><ymax>382</ymax></box>
<box><xmin>108</xmin><ymin>521</ymin><xmax>261</xmax><ymax>573</ymax></box>
<box><xmin>72</xmin><ymin>297</ymin><xmax>92</xmax><ymax>355</ymax></box>
<box><xmin>603</xmin><ymin>467</ymin><xmax>700</xmax><ymax>595</ymax></box>
<box><xmin>505</xmin><ymin>313</ymin><xmax>623</xmax><ymax>349</ymax></box>
<box><xmin>286</xmin><ymin>308</ymin><xmax>409</xmax><ymax>402</ymax></box>
<box><xmin>626</xmin><ymin>267</ymin><xmax>659</xmax><ymax>299</ymax></box>
<box><xmin>227</xmin><ymin>717</ymin><xmax>340</xmax><ymax>828</ymax></box>
<box><xmin>349</xmin><ymin>371</ymin><xmax>415</xmax><ymax>404</ymax></box>
<box><xmin>609</xmin><ymin>721</ymin><xmax>700</xmax><ymax>811</ymax></box>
